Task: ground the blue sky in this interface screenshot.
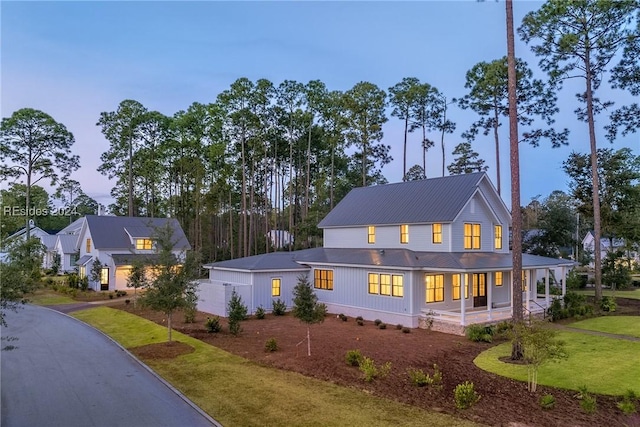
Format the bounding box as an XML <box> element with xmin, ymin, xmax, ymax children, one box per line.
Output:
<box><xmin>2</xmin><ymin>1</ymin><xmax>638</xmax><ymax>210</ymax></box>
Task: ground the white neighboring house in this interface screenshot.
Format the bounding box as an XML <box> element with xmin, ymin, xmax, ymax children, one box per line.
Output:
<box><xmin>267</xmin><ymin>230</ymin><xmax>293</xmax><ymax>249</ymax></box>
<box><xmin>2</xmin><ymin>221</ymin><xmax>57</xmax><ymax>269</ymax></box>
<box><xmin>198</xmin><ymin>172</ymin><xmax>575</xmax><ymax>335</ymax></box>
<box><xmin>582</xmin><ymin>231</ymin><xmax>640</xmax><ymax>267</ymax></box>
<box><xmin>74</xmin><ymin>215</ymin><xmax>191</xmax><ymax>291</ymax></box>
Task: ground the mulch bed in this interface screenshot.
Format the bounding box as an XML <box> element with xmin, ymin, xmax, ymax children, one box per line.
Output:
<box><xmin>115</xmin><ymin>298</ymin><xmax>640</xmax><ymax>427</ymax></box>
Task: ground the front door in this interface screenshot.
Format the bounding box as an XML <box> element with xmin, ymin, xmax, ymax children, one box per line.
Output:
<box><xmin>473</xmin><ymin>273</ymin><xmax>487</xmax><ymax>307</ymax></box>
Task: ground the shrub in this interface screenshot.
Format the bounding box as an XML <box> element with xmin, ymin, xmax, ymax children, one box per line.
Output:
<box><xmin>345</xmin><ymin>349</ymin><xmax>364</xmax><ymax>366</ymax></box>
<box><xmin>378</xmin><ymin>322</ymin><xmax>387</xmax><ymax>330</ymax></box>
<box><xmin>402</xmin><ymin>327</ymin><xmax>411</xmax><ymax>333</ymax></box>
<box><xmin>359</xmin><ymin>357</ymin><xmax>391</xmax><ymax>382</ymax></box>
<box><xmin>395</xmin><ymin>324</ymin><xmax>403</xmax><ymax>330</ymax></box>
<box><xmin>272</xmin><ymin>298</ymin><xmax>287</xmax><ymax>315</ymax></box>
<box><xmin>617</xmin><ymin>390</ymin><xmax>638</xmax><ymax>415</ymax></box>
<box><xmin>338</xmin><ymin>313</ymin><xmax>348</xmax><ymax>321</ymax></box>
<box><xmin>125</xmin><ymin>299</ymin><xmax>131</xmax><ymax>305</ymax></box>
<box><xmin>79</xmin><ymin>276</ymin><xmax>89</xmax><ymax>291</ymax></box>
<box><xmin>356</xmin><ymin>316</ymin><xmax>363</xmax><ymax>321</ymax></box>
<box><xmin>205</xmin><ymin>316</ymin><xmax>222</xmax><ymax>333</ymax></box>
<box><xmin>407</xmin><ymin>368</ymin><xmax>433</xmax><ymax>387</ymax></box>
<box><xmin>228</xmin><ymin>289</ymin><xmax>248</xmax><ymax>336</ymax></box>
<box><xmin>255</xmin><ymin>306</ymin><xmax>266</xmax><ymax>319</ymax></box>
<box><xmin>454</xmin><ymin>381</ymin><xmax>480</xmax><ymax>409</ymax></box>
<box><xmin>374</xmin><ymin>319</ymin><xmax>382</xmax><ymax>326</ymax></box>
<box><xmin>466</xmin><ymin>324</ymin><xmax>494</xmax><ymax>343</ymax></box>
<box><xmin>108</xmin><ymin>293</ymin><xmax>114</xmax><ymax>299</ymax></box>
<box><xmin>577</xmin><ymin>386</ymin><xmax>597</xmax><ymax>414</ymax></box>
<box><xmin>540</xmin><ymin>394</ymin><xmax>556</xmax><ymax>410</ymax></box>
<box><xmin>67</xmin><ymin>273</ymin><xmax>80</xmax><ymax>289</ymax></box>
<box><xmin>599</xmin><ymin>296</ymin><xmax>616</xmax><ymax>312</ymax></box>
<box><xmin>356</xmin><ymin>319</ymin><xmax>364</xmax><ymax>326</ymax></box>
<box><xmin>264</xmin><ymin>338</ymin><xmax>278</xmax><ymax>352</ymax></box>
<box><xmin>432</xmin><ymin>364</ymin><xmax>443</xmax><ymax>386</ymax></box>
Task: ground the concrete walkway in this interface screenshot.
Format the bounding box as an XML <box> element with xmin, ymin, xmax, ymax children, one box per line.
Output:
<box><xmin>550</xmin><ymin>322</ymin><xmax>640</xmax><ymax>342</ymax></box>
<box><xmin>1</xmin><ymin>304</ymin><xmax>219</xmax><ymax>427</ymax></box>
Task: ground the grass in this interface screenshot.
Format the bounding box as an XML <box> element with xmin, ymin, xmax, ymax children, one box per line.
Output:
<box><xmin>574</xmin><ymin>287</ymin><xmax>640</xmax><ymax>300</ymax></box>
<box><xmin>570</xmin><ymin>316</ymin><xmax>640</xmax><ymax>338</ymax></box>
<box><xmin>27</xmin><ymin>289</ymin><xmax>76</xmax><ymax>305</ymax></box>
<box><xmin>474</xmin><ymin>330</ymin><xmax>640</xmax><ymax>396</ymax></box>
<box><xmin>73</xmin><ymin>307</ymin><xmax>479</xmax><ymax>427</ymax></box>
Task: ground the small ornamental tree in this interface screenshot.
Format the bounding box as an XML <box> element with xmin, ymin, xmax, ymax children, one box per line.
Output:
<box><xmin>126</xmin><ymin>260</ymin><xmax>147</xmax><ymax>308</ymax></box>
<box><xmin>516</xmin><ymin>320</ymin><xmax>567</xmax><ymax>392</ymax></box>
<box><xmin>227</xmin><ymin>289</ymin><xmax>248</xmax><ymax>336</ymax></box>
<box><xmin>292</xmin><ymin>274</ymin><xmax>327</xmax><ymax>356</ymax></box>
<box><xmin>138</xmin><ymin>222</ymin><xmax>200</xmax><ymax>342</ymax></box>
<box><xmin>89</xmin><ymin>258</ymin><xmax>104</xmax><ymax>291</ymax></box>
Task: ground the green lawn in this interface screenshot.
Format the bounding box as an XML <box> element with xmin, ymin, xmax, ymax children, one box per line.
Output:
<box><xmin>27</xmin><ymin>289</ymin><xmax>76</xmax><ymax>305</ymax></box>
<box><xmin>570</xmin><ymin>316</ymin><xmax>640</xmax><ymax>338</ymax></box>
<box><xmin>73</xmin><ymin>307</ymin><xmax>479</xmax><ymax>427</ymax></box>
<box><xmin>474</xmin><ymin>330</ymin><xmax>640</xmax><ymax>396</ymax></box>
<box><xmin>575</xmin><ymin>287</ymin><xmax>640</xmax><ymax>300</ymax></box>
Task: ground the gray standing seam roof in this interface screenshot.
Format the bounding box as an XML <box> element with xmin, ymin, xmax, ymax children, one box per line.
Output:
<box><xmin>205</xmin><ymin>248</ymin><xmax>574</xmax><ymax>272</ymax></box>
<box><xmin>57</xmin><ymin>234</ymin><xmax>79</xmax><ymax>253</ymax></box>
<box><xmin>84</xmin><ymin>216</ymin><xmax>191</xmax><ymax>251</ymax></box>
<box><xmin>317</xmin><ymin>172</ymin><xmax>486</xmax><ymax>228</ymax></box>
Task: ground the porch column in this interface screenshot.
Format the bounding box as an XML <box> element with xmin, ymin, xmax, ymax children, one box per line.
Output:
<box><xmin>545</xmin><ymin>268</ymin><xmax>550</xmax><ymax>308</ymax></box>
<box><xmin>460</xmin><ymin>273</ymin><xmax>466</xmax><ymax>326</ymax></box>
<box><xmin>525</xmin><ymin>270</ymin><xmax>531</xmax><ymax>316</ymax></box>
<box><xmin>487</xmin><ymin>273</ymin><xmax>493</xmax><ymax>320</ymax></box>
<box><xmin>561</xmin><ymin>266</ymin><xmax>567</xmax><ymax>296</ymax></box>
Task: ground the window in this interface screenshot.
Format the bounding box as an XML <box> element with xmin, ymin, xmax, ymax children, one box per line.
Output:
<box><xmin>135</xmin><ymin>239</ymin><xmax>153</xmax><ymax>250</ymax></box>
<box><xmin>368</xmin><ymin>273</ymin><xmax>379</xmax><ymax>294</ymax></box>
<box><xmin>432</xmin><ymin>223</ymin><xmax>442</xmax><ymax>244</ymax></box>
<box><xmin>464</xmin><ymin>223</ymin><xmax>481</xmax><ymax>250</ymax></box>
<box><xmin>271</xmin><ymin>278</ymin><xmax>281</xmax><ymax>297</ymax></box>
<box><xmin>368</xmin><ymin>273</ymin><xmax>403</xmax><ymax>297</ymax></box>
<box><xmin>380</xmin><ymin>274</ymin><xmax>391</xmax><ymax>296</ymax></box>
<box><xmin>425</xmin><ymin>274</ymin><xmax>444</xmax><ymax>303</ymax></box>
<box><xmin>314</xmin><ymin>269</ymin><xmax>333</xmax><ymax>290</ymax></box>
<box><xmin>86</xmin><ymin>238</ymin><xmax>91</xmax><ymax>253</ymax></box>
<box><xmin>79</xmin><ymin>265</ymin><xmax>86</xmax><ymax>279</ymax></box>
<box><xmin>522</xmin><ymin>271</ymin><xmax>527</xmax><ymax>291</ymax></box>
<box><xmin>400</xmin><ymin>224</ymin><xmax>409</xmax><ymax>244</ymax></box>
<box><xmin>368</xmin><ymin>226</ymin><xmax>375</xmax><ymax>244</ymax></box>
<box><xmin>100</xmin><ymin>267</ymin><xmax>109</xmax><ymax>285</ymax></box>
<box><xmin>495</xmin><ymin>271</ymin><xmax>503</xmax><ymax>286</ymax></box>
<box><xmin>392</xmin><ymin>275</ymin><xmax>404</xmax><ymax>297</ymax></box>
<box><xmin>452</xmin><ymin>274</ymin><xmax>469</xmax><ymax>300</ymax></box>
<box><xmin>494</xmin><ymin>225</ymin><xmax>503</xmax><ymax>249</ymax></box>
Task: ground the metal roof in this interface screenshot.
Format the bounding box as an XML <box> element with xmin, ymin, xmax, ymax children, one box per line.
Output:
<box><xmin>318</xmin><ymin>172</ymin><xmax>487</xmax><ymax>228</ymax></box>
<box><xmin>111</xmin><ymin>253</ymin><xmax>163</xmax><ymax>266</ymax></box>
<box><xmin>76</xmin><ymin>255</ymin><xmax>93</xmax><ymax>266</ymax></box>
<box><xmin>57</xmin><ymin>234</ymin><xmax>78</xmax><ymax>254</ymax></box>
<box><xmin>205</xmin><ymin>247</ymin><xmax>574</xmax><ymax>272</ymax></box>
<box><xmin>84</xmin><ymin>216</ymin><xmax>190</xmax><ymax>251</ymax></box>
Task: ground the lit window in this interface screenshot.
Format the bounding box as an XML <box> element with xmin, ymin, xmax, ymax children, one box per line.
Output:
<box><xmin>314</xmin><ymin>269</ymin><xmax>333</xmax><ymax>290</ymax></box>
<box><xmin>100</xmin><ymin>267</ymin><xmax>109</xmax><ymax>285</ymax></box>
<box><xmin>392</xmin><ymin>275</ymin><xmax>404</xmax><ymax>297</ymax></box>
<box><xmin>368</xmin><ymin>273</ymin><xmax>379</xmax><ymax>294</ymax></box>
<box><xmin>400</xmin><ymin>224</ymin><xmax>409</xmax><ymax>244</ymax></box>
<box><xmin>495</xmin><ymin>225</ymin><xmax>503</xmax><ymax>249</ymax></box>
<box><xmin>79</xmin><ymin>265</ymin><xmax>86</xmax><ymax>279</ymax></box>
<box><xmin>271</xmin><ymin>278</ymin><xmax>281</xmax><ymax>297</ymax></box>
<box><xmin>135</xmin><ymin>239</ymin><xmax>153</xmax><ymax>250</ymax></box>
<box><xmin>425</xmin><ymin>274</ymin><xmax>444</xmax><ymax>303</ymax></box>
<box><xmin>368</xmin><ymin>226</ymin><xmax>375</xmax><ymax>244</ymax></box>
<box><xmin>452</xmin><ymin>274</ymin><xmax>469</xmax><ymax>300</ymax></box>
<box><xmin>432</xmin><ymin>223</ymin><xmax>442</xmax><ymax>244</ymax></box>
<box><xmin>380</xmin><ymin>274</ymin><xmax>391</xmax><ymax>296</ymax></box>
<box><xmin>522</xmin><ymin>271</ymin><xmax>527</xmax><ymax>291</ymax></box>
<box><xmin>86</xmin><ymin>238</ymin><xmax>91</xmax><ymax>253</ymax></box>
<box><xmin>464</xmin><ymin>223</ymin><xmax>481</xmax><ymax>250</ymax></box>
<box><xmin>495</xmin><ymin>272</ymin><xmax>503</xmax><ymax>286</ymax></box>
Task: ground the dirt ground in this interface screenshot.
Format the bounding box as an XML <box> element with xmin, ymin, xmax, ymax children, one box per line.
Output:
<box><xmin>119</xmin><ymin>298</ymin><xmax>640</xmax><ymax>427</ymax></box>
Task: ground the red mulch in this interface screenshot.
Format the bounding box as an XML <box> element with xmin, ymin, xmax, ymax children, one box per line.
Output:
<box><xmin>115</xmin><ymin>298</ymin><xmax>640</xmax><ymax>427</ymax></box>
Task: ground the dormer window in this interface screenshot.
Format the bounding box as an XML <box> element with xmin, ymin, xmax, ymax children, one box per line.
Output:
<box><xmin>464</xmin><ymin>223</ymin><xmax>481</xmax><ymax>250</ymax></box>
<box><xmin>432</xmin><ymin>223</ymin><xmax>442</xmax><ymax>244</ymax></box>
<box><xmin>494</xmin><ymin>225</ymin><xmax>503</xmax><ymax>249</ymax></box>
<box><xmin>135</xmin><ymin>238</ymin><xmax>153</xmax><ymax>250</ymax></box>
<box><xmin>400</xmin><ymin>224</ymin><xmax>409</xmax><ymax>244</ymax></box>
<box><xmin>368</xmin><ymin>226</ymin><xmax>375</xmax><ymax>244</ymax></box>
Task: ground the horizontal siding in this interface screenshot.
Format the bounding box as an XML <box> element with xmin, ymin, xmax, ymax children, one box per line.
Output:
<box><xmin>324</xmin><ymin>224</ymin><xmax>453</xmax><ymax>252</ymax></box>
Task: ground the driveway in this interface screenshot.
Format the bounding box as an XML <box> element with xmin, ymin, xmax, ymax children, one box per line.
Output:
<box><xmin>1</xmin><ymin>304</ymin><xmax>218</xmax><ymax>427</ymax></box>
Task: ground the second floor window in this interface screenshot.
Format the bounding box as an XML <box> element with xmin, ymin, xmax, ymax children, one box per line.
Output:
<box><xmin>135</xmin><ymin>239</ymin><xmax>153</xmax><ymax>250</ymax></box>
<box><xmin>86</xmin><ymin>238</ymin><xmax>91</xmax><ymax>253</ymax></box>
<box><xmin>400</xmin><ymin>224</ymin><xmax>409</xmax><ymax>244</ymax></box>
<box><xmin>368</xmin><ymin>226</ymin><xmax>375</xmax><ymax>244</ymax></box>
<box><xmin>464</xmin><ymin>223</ymin><xmax>481</xmax><ymax>250</ymax></box>
<box><xmin>432</xmin><ymin>223</ymin><xmax>442</xmax><ymax>244</ymax></box>
<box><xmin>494</xmin><ymin>225</ymin><xmax>503</xmax><ymax>249</ymax></box>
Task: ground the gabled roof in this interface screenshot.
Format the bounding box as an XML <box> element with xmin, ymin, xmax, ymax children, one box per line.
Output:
<box><xmin>40</xmin><ymin>235</ymin><xmax>57</xmax><ymax>250</ymax></box>
<box><xmin>205</xmin><ymin>247</ymin><xmax>575</xmax><ymax>272</ymax></box>
<box><xmin>57</xmin><ymin>217</ymin><xmax>85</xmax><ymax>235</ymax></box>
<box><xmin>57</xmin><ymin>234</ymin><xmax>79</xmax><ymax>254</ymax></box>
<box><xmin>83</xmin><ymin>216</ymin><xmax>190</xmax><ymax>251</ymax></box>
<box><xmin>318</xmin><ymin>172</ymin><xmax>489</xmax><ymax>228</ymax></box>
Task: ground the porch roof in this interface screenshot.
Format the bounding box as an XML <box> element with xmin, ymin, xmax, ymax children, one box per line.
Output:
<box><xmin>204</xmin><ymin>248</ymin><xmax>574</xmax><ymax>272</ymax></box>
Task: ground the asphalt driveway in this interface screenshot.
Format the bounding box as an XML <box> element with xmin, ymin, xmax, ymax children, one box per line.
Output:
<box><xmin>1</xmin><ymin>304</ymin><xmax>218</xmax><ymax>427</ymax></box>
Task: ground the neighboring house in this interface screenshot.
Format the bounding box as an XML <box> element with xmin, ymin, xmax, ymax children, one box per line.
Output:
<box><xmin>73</xmin><ymin>215</ymin><xmax>190</xmax><ymax>291</ymax></box>
<box><xmin>2</xmin><ymin>221</ymin><xmax>58</xmax><ymax>269</ymax></box>
<box><xmin>267</xmin><ymin>230</ymin><xmax>293</xmax><ymax>249</ymax></box>
<box><xmin>582</xmin><ymin>231</ymin><xmax>639</xmax><ymax>266</ymax></box>
<box><xmin>55</xmin><ymin>217</ymin><xmax>86</xmax><ymax>272</ymax></box>
<box><xmin>198</xmin><ymin>173</ymin><xmax>574</xmax><ymax>334</ymax></box>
